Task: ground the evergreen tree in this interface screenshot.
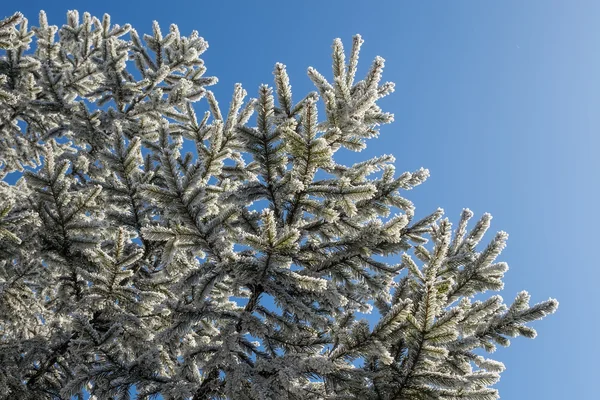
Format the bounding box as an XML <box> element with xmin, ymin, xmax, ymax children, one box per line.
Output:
<box><xmin>0</xmin><ymin>11</ymin><xmax>557</xmax><ymax>400</ymax></box>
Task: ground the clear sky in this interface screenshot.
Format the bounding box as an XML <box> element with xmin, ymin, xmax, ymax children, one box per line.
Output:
<box><xmin>4</xmin><ymin>1</ymin><xmax>598</xmax><ymax>398</ymax></box>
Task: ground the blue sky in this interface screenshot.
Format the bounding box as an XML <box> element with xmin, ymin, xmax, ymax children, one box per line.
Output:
<box><xmin>4</xmin><ymin>1</ymin><xmax>598</xmax><ymax>398</ymax></box>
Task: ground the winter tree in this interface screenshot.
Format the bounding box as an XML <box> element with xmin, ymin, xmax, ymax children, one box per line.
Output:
<box><xmin>0</xmin><ymin>10</ymin><xmax>557</xmax><ymax>400</ymax></box>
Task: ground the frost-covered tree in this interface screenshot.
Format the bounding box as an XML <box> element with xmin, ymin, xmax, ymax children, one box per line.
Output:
<box><xmin>0</xmin><ymin>10</ymin><xmax>557</xmax><ymax>400</ymax></box>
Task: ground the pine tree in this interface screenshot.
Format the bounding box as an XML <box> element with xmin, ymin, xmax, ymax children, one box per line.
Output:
<box><xmin>0</xmin><ymin>11</ymin><xmax>557</xmax><ymax>400</ymax></box>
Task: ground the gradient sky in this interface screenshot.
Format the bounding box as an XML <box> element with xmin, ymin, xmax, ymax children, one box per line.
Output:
<box><xmin>4</xmin><ymin>1</ymin><xmax>598</xmax><ymax>398</ymax></box>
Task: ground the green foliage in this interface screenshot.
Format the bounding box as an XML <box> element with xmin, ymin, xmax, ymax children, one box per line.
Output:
<box><xmin>0</xmin><ymin>10</ymin><xmax>557</xmax><ymax>400</ymax></box>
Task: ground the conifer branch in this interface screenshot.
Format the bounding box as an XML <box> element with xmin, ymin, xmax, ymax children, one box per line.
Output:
<box><xmin>0</xmin><ymin>12</ymin><xmax>557</xmax><ymax>399</ymax></box>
